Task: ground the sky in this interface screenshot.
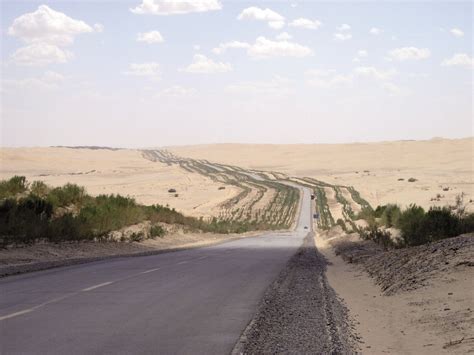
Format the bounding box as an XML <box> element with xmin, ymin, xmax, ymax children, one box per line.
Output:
<box><xmin>1</xmin><ymin>0</ymin><xmax>472</xmax><ymax>148</ymax></box>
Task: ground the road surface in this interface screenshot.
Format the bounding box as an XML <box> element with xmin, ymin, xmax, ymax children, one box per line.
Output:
<box><xmin>0</xmin><ymin>186</ymin><xmax>313</xmax><ymax>354</ymax></box>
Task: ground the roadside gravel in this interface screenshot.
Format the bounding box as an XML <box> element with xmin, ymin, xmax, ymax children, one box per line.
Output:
<box><xmin>233</xmin><ymin>233</ymin><xmax>357</xmax><ymax>354</ymax></box>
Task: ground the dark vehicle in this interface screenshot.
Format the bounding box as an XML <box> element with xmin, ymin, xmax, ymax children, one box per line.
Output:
<box><xmin>304</xmin><ymin>226</ymin><xmax>308</xmax><ymax>229</ymax></box>
<box><xmin>311</xmin><ymin>194</ymin><xmax>315</xmax><ymax>200</ymax></box>
<box><xmin>313</xmin><ymin>213</ymin><xmax>319</xmax><ymax>219</ymax></box>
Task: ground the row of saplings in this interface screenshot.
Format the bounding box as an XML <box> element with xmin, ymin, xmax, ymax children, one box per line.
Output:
<box><xmin>355</xmin><ymin>195</ymin><xmax>474</xmax><ymax>249</ymax></box>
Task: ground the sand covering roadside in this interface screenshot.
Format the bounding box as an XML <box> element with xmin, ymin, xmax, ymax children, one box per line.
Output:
<box><xmin>316</xmin><ymin>228</ymin><xmax>474</xmax><ymax>354</ymax></box>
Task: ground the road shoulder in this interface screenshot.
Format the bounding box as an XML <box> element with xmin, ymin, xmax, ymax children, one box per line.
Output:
<box><xmin>315</xmin><ymin>232</ymin><xmax>474</xmax><ymax>354</ymax></box>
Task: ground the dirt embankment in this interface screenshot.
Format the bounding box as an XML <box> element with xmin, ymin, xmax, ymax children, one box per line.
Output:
<box><xmin>317</xmin><ymin>228</ymin><xmax>474</xmax><ymax>354</ymax></box>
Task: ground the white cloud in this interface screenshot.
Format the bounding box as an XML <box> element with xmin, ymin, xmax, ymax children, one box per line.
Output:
<box><xmin>450</xmin><ymin>28</ymin><xmax>464</xmax><ymax>37</ymax></box>
<box><xmin>389</xmin><ymin>47</ymin><xmax>431</xmax><ymax>61</ymax></box>
<box><xmin>8</xmin><ymin>5</ymin><xmax>100</xmax><ymax>66</ymax></box>
<box><xmin>247</xmin><ymin>36</ymin><xmax>313</xmax><ymax>59</ymax></box>
<box><xmin>10</xmin><ymin>43</ymin><xmax>73</xmax><ymax>66</ymax></box>
<box><xmin>337</xmin><ymin>24</ymin><xmax>351</xmax><ymax>31</ymax></box>
<box><xmin>354</xmin><ymin>66</ymin><xmax>396</xmax><ymax>81</ymax></box>
<box><xmin>124</xmin><ymin>62</ymin><xmax>161</xmax><ymax>79</ymax></box>
<box><xmin>130</xmin><ymin>0</ymin><xmax>222</xmax><ymax>15</ymax></box>
<box><xmin>441</xmin><ymin>53</ymin><xmax>474</xmax><ymax>68</ymax></box>
<box><xmin>305</xmin><ymin>69</ymin><xmax>353</xmax><ymax>88</ymax></box>
<box><xmin>212</xmin><ymin>37</ymin><xmax>312</xmax><ymax>58</ymax></box>
<box><xmin>8</xmin><ymin>5</ymin><xmax>95</xmax><ymax>46</ymax></box>
<box><xmin>276</xmin><ymin>32</ymin><xmax>292</xmax><ymax>41</ymax></box>
<box><xmin>156</xmin><ymin>85</ymin><xmax>197</xmax><ymax>98</ymax></box>
<box><xmin>226</xmin><ymin>76</ymin><xmax>292</xmax><ymax>97</ymax></box>
<box><xmin>289</xmin><ymin>18</ymin><xmax>322</xmax><ymax>30</ymax></box>
<box><xmin>182</xmin><ymin>54</ymin><xmax>232</xmax><ymax>73</ymax></box>
<box><xmin>268</xmin><ymin>21</ymin><xmax>285</xmax><ymax>30</ymax></box>
<box><xmin>212</xmin><ymin>41</ymin><xmax>250</xmax><ymax>54</ymax></box>
<box><xmin>369</xmin><ymin>27</ymin><xmax>382</xmax><ymax>35</ymax></box>
<box><xmin>237</xmin><ymin>7</ymin><xmax>285</xmax><ymax>29</ymax></box>
<box><xmin>334</xmin><ymin>33</ymin><xmax>352</xmax><ymax>41</ymax></box>
<box><xmin>137</xmin><ymin>30</ymin><xmax>164</xmax><ymax>44</ymax></box>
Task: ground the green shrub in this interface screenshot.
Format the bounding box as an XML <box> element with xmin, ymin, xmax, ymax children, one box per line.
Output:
<box><xmin>0</xmin><ymin>176</ymin><xmax>28</xmax><ymax>199</ymax></box>
<box><xmin>47</xmin><ymin>183</ymin><xmax>86</xmax><ymax>208</ymax></box>
<box><xmin>0</xmin><ymin>196</ymin><xmax>53</xmax><ymax>246</ymax></box>
<box><xmin>407</xmin><ymin>177</ymin><xmax>417</xmax><ymax>182</ymax></box>
<box><xmin>360</xmin><ymin>225</ymin><xmax>394</xmax><ymax>250</ymax></box>
<box><xmin>356</xmin><ymin>206</ymin><xmax>376</xmax><ymax>224</ymax></box>
<box><xmin>416</xmin><ymin>207</ymin><xmax>460</xmax><ymax>242</ymax></box>
<box><xmin>397</xmin><ymin>204</ymin><xmax>426</xmax><ymax>246</ymax></box>
<box><xmin>336</xmin><ymin>218</ymin><xmax>347</xmax><ymax>232</ymax></box>
<box><xmin>79</xmin><ymin>194</ymin><xmax>146</xmax><ymax>235</ymax></box>
<box><xmin>30</xmin><ymin>181</ymin><xmax>50</xmax><ymax>198</ymax></box>
<box><xmin>129</xmin><ymin>232</ymin><xmax>145</xmax><ymax>242</ymax></box>
<box><xmin>380</xmin><ymin>204</ymin><xmax>401</xmax><ymax>227</ymax></box>
<box><xmin>150</xmin><ymin>225</ymin><xmax>165</xmax><ymax>238</ymax></box>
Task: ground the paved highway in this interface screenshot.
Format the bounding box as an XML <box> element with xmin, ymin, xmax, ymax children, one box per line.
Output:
<box><xmin>0</xmin><ymin>186</ymin><xmax>312</xmax><ymax>354</ymax></box>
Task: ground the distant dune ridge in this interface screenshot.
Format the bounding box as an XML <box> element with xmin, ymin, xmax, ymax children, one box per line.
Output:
<box><xmin>1</xmin><ymin>137</ymin><xmax>473</xmax><ymax>214</ymax></box>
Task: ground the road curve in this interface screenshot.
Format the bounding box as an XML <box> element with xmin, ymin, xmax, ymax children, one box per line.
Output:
<box><xmin>0</xmin><ymin>186</ymin><xmax>313</xmax><ymax>354</ymax></box>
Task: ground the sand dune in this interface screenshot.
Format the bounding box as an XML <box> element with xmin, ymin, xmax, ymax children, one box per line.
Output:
<box><xmin>168</xmin><ymin>138</ymin><xmax>474</xmax><ymax>211</ymax></box>
<box><xmin>2</xmin><ymin>138</ymin><xmax>472</xmax><ymax>216</ymax></box>
<box><xmin>0</xmin><ymin>147</ymin><xmax>238</xmax><ymax>218</ymax></box>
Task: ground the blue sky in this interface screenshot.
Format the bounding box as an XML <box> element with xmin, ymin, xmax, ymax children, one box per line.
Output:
<box><xmin>1</xmin><ymin>0</ymin><xmax>472</xmax><ymax>147</ymax></box>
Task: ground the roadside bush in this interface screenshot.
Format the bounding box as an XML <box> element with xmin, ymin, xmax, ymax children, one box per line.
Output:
<box><xmin>0</xmin><ymin>176</ymin><xmax>28</xmax><ymax>199</ymax></box>
<box><xmin>47</xmin><ymin>183</ymin><xmax>86</xmax><ymax>208</ymax></box>
<box><xmin>129</xmin><ymin>232</ymin><xmax>145</xmax><ymax>242</ymax></box>
<box><xmin>0</xmin><ymin>177</ymin><xmax>268</xmax><ymax>246</ymax></box>
<box><xmin>360</xmin><ymin>225</ymin><xmax>395</xmax><ymax>250</ymax></box>
<box><xmin>336</xmin><ymin>218</ymin><xmax>347</xmax><ymax>232</ymax></box>
<box><xmin>380</xmin><ymin>204</ymin><xmax>401</xmax><ymax>227</ymax></box>
<box><xmin>397</xmin><ymin>204</ymin><xmax>426</xmax><ymax>246</ymax></box>
<box><xmin>30</xmin><ymin>181</ymin><xmax>50</xmax><ymax>198</ymax></box>
<box><xmin>356</xmin><ymin>206</ymin><xmax>375</xmax><ymax>223</ymax></box>
<box><xmin>0</xmin><ymin>196</ymin><xmax>53</xmax><ymax>246</ymax></box>
<box><xmin>150</xmin><ymin>225</ymin><xmax>165</xmax><ymax>238</ymax></box>
<box><xmin>79</xmin><ymin>195</ymin><xmax>146</xmax><ymax>235</ymax></box>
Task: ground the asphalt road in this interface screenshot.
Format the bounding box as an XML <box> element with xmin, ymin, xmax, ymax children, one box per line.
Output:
<box><xmin>0</xmin><ymin>186</ymin><xmax>313</xmax><ymax>354</ymax></box>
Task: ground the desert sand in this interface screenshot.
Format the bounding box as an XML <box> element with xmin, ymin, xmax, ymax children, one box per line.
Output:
<box><xmin>1</xmin><ymin>138</ymin><xmax>472</xmax><ymax>217</ymax></box>
<box><xmin>169</xmin><ymin>137</ymin><xmax>474</xmax><ymax>212</ymax></box>
<box><xmin>0</xmin><ymin>147</ymin><xmax>239</xmax><ymax>218</ymax></box>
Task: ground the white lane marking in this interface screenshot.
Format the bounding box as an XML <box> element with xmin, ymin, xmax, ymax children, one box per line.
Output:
<box><xmin>177</xmin><ymin>261</ymin><xmax>189</xmax><ymax>265</ymax></box>
<box><xmin>0</xmin><ymin>294</ymin><xmax>73</xmax><ymax>321</ymax></box>
<box><xmin>140</xmin><ymin>268</ymin><xmax>161</xmax><ymax>274</ymax></box>
<box><xmin>81</xmin><ymin>281</ymin><xmax>113</xmax><ymax>292</ymax></box>
<box><xmin>196</xmin><ymin>256</ymin><xmax>208</xmax><ymax>260</ymax></box>
<box><xmin>0</xmin><ymin>308</ymin><xmax>34</xmax><ymax>321</ymax></box>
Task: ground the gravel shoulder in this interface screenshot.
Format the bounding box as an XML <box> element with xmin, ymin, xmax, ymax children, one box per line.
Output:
<box><xmin>316</xmin><ymin>228</ymin><xmax>474</xmax><ymax>354</ymax></box>
<box><xmin>233</xmin><ymin>232</ymin><xmax>357</xmax><ymax>354</ymax></box>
